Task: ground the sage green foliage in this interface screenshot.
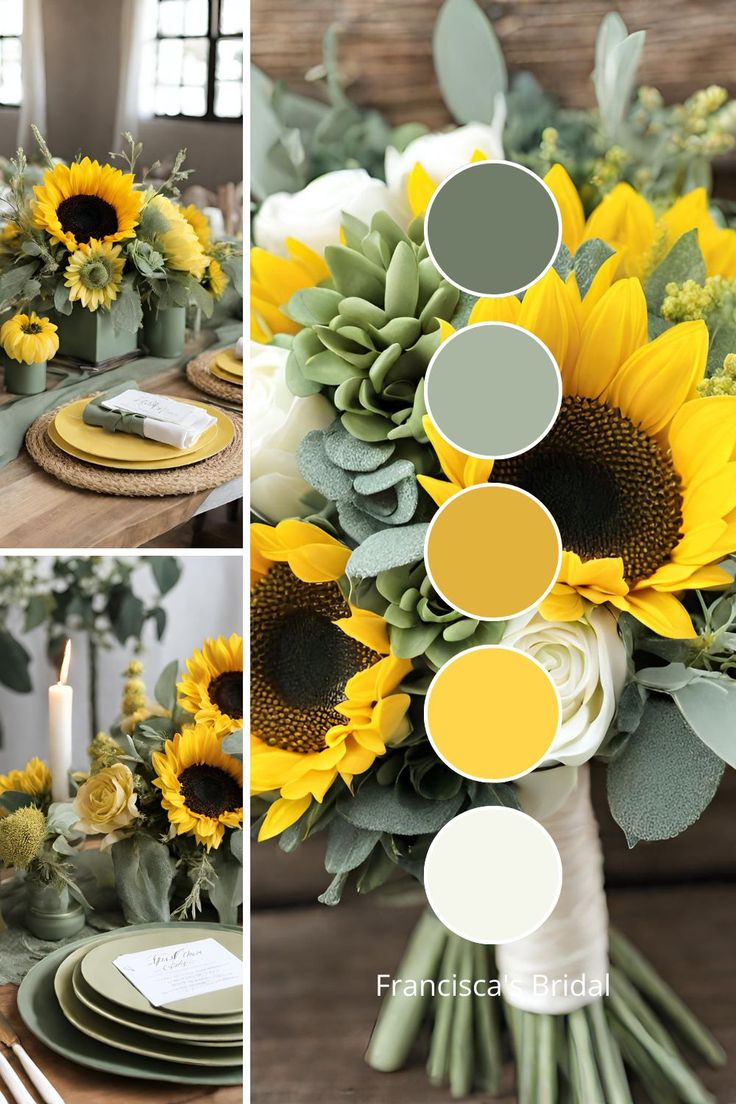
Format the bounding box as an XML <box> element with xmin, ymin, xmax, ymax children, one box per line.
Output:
<box><xmin>297</xmin><ymin>419</ymin><xmax>434</xmax><ymax>541</ymax></box>
<box><xmin>286</xmin><ymin>212</ymin><xmax>459</xmax><ymax>443</ymax></box>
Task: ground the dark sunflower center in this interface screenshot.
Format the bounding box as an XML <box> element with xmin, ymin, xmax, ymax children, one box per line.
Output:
<box><xmin>251</xmin><ymin>562</ymin><xmax>380</xmax><ymax>754</ymax></box>
<box><xmin>492</xmin><ymin>395</ymin><xmax>683</xmax><ymax>584</ymax></box>
<box><xmin>178</xmin><ymin>764</ymin><xmax>241</xmax><ymax>817</ymax></box>
<box><xmin>208</xmin><ymin>671</ymin><xmax>243</xmax><ymax>720</ymax></box>
<box><xmin>57</xmin><ymin>194</ymin><xmax>118</xmax><ymax>243</ymax></box>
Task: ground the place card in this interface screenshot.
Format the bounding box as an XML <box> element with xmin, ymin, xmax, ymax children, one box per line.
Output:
<box><xmin>102</xmin><ymin>389</ymin><xmax>206</xmax><ymax>426</ymax></box>
<box><xmin>113</xmin><ymin>937</ymin><xmax>242</xmax><ymax>1008</ymax></box>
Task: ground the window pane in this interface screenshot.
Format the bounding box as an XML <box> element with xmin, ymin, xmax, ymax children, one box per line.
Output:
<box><xmin>181</xmin><ymin>85</ymin><xmax>206</xmax><ymax>117</ymax></box>
<box><xmin>158</xmin><ymin>0</ymin><xmax>185</xmax><ymax>36</ymax></box>
<box><xmin>181</xmin><ymin>38</ymin><xmax>208</xmax><ymax>86</ymax></box>
<box><xmin>0</xmin><ymin>0</ymin><xmax>23</xmax><ymax>35</ymax></box>
<box><xmin>215</xmin><ymin>80</ymin><xmax>242</xmax><ymax>118</ymax></box>
<box><xmin>216</xmin><ymin>38</ymin><xmax>242</xmax><ymax>82</ymax></box>
<box><xmin>157</xmin><ymin>38</ymin><xmax>184</xmax><ymax>83</ymax></box>
<box><xmin>220</xmin><ymin>0</ymin><xmax>243</xmax><ymax>35</ymax></box>
<box><xmin>156</xmin><ymin>85</ymin><xmax>182</xmax><ymax>116</ymax></box>
<box><xmin>183</xmin><ymin>0</ymin><xmax>208</xmax><ymax>36</ymax></box>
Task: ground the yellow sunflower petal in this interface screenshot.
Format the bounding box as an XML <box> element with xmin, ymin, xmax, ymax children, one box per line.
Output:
<box><xmin>334</xmin><ymin>607</ymin><xmax>390</xmax><ymax>654</ymax></box>
<box><xmin>544</xmin><ymin>164</ymin><xmax>585</xmax><ymax>253</ymax></box>
<box><xmin>570</xmin><ymin>278</ymin><xmax>648</xmax><ymax>398</ymax></box>
<box><xmin>609</xmin><ymin>589</ymin><xmax>696</xmax><ymax>639</ymax></box>
<box><xmin>468</xmin><ymin>296</ymin><xmax>521</xmax><ymax>326</ymax></box>
<box><xmin>407</xmin><ymin>162</ymin><xmax>437</xmax><ymax>217</ymax></box>
<box><xmin>518</xmin><ymin>268</ymin><xmax>580</xmax><ymax>384</ymax></box>
<box><xmin>258</xmin><ymin>795</ymin><xmax>312</xmax><ymax>842</ymax></box>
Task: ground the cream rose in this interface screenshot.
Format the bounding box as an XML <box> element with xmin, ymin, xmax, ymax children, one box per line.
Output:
<box><xmin>502</xmin><ymin>606</ymin><xmax>627</xmax><ymax>766</ymax></box>
<box><xmin>250</xmin><ymin>341</ymin><xmax>334</xmax><ymax>522</ymax></box>
<box><xmin>73</xmin><ymin>763</ymin><xmax>138</xmax><ymax>846</ymax></box>
<box><xmin>252</xmin><ymin>169</ymin><xmax>405</xmax><ymax>257</ymax></box>
<box><xmin>384</xmin><ymin>106</ymin><xmax>506</xmax><ymax>200</ymax></box>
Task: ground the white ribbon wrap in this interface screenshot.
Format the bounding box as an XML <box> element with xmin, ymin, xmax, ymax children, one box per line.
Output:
<box><xmin>497</xmin><ymin>765</ymin><xmax>609</xmax><ymax>1014</ymax></box>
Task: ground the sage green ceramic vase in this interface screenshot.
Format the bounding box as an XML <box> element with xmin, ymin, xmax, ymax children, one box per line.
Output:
<box><xmin>141</xmin><ymin>304</ymin><xmax>186</xmax><ymax>357</ymax></box>
<box><xmin>3</xmin><ymin>357</ymin><xmax>47</xmax><ymax>395</ymax></box>
<box><xmin>25</xmin><ymin>878</ymin><xmax>85</xmax><ymax>941</ymax></box>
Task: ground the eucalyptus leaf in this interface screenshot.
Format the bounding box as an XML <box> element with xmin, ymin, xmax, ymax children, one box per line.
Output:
<box><xmin>0</xmin><ymin>629</ymin><xmax>32</xmax><ymax>693</ymax></box>
<box><xmin>208</xmin><ymin>852</ymin><xmax>243</xmax><ymax>924</ymax></box>
<box><xmin>673</xmin><ymin>678</ymin><xmax>736</xmax><ymax>768</ymax></box>
<box><xmin>645</xmin><ymin>230</ymin><xmax>706</xmax><ymax>315</ymax></box>
<box><xmin>338</xmin><ymin>777</ymin><xmax>463</xmax><ymax>834</ymax></box>
<box><xmin>325</xmin><ymin>818</ymin><xmax>380</xmax><ymax>874</ymax></box>
<box><xmin>153</xmin><ymin>659</ymin><xmax>178</xmax><ymax>712</ymax></box>
<box><xmin>0</xmin><ymin>790</ymin><xmax>37</xmax><ymax>813</ymax></box>
<box><xmin>433</xmin><ymin>0</ymin><xmax>507</xmax><ymax>125</ymax></box>
<box><xmin>110</xmin><ymin>835</ymin><xmax>175</xmax><ymax>923</ymax></box>
<box><xmin>573</xmin><ymin>239</ymin><xmax>614</xmax><ymax>298</ymax></box>
<box><xmin>347</xmin><ymin>523</ymin><xmax>428</xmax><ymax>580</ymax></box>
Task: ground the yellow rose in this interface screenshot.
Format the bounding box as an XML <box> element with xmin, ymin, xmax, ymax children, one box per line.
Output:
<box><xmin>73</xmin><ymin>763</ymin><xmax>138</xmax><ymax>846</ymax></box>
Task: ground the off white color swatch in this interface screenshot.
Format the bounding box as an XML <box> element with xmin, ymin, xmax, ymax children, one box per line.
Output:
<box><xmin>424</xmin><ymin>807</ymin><xmax>563</xmax><ymax>944</ymax></box>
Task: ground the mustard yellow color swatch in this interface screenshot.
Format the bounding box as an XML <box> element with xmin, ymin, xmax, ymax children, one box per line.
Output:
<box><xmin>425</xmin><ymin>646</ymin><xmax>560</xmax><ymax>781</ymax></box>
<box><xmin>425</xmin><ymin>484</ymin><xmax>561</xmax><ymax>619</ymax></box>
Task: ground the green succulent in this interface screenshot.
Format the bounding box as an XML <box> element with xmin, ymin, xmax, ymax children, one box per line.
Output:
<box><xmin>285</xmin><ymin>211</ymin><xmax>459</xmax><ymax>443</ymax></box>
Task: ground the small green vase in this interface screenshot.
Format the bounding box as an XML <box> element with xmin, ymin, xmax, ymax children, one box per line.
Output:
<box><xmin>25</xmin><ymin>879</ymin><xmax>85</xmax><ymax>941</ymax></box>
<box><xmin>3</xmin><ymin>357</ymin><xmax>47</xmax><ymax>395</ymax></box>
<box><xmin>141</xmin><ymin>305</ymin><xmax>186</xmax><ymax>357</ymax></box>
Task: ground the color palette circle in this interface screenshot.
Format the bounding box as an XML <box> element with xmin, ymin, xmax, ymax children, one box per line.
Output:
<box><xmin>424</xmin><ymin>161</ymin><xmax>562</xmax><ymax>297</ymax></box>
<box><xmin>424</xmin><ymin>484</ymin><xmax>562</xmax><ymax>620</ymax></box>
<box><xmin>425</xmin><ymin>646</ymin><xmax>561</xmax><ymax>782</ymax></box>
<box><xmin>423</xmin><ymin>807</ymin><xmax>563</xmax><ymax>944</ymax></box>
<box><xmin>424</xmin><ymin>323</ymin><xmax>562</xmax><ymax>460</ymax></box>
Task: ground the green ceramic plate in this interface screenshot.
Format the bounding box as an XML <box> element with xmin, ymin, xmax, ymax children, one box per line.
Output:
<box><xmin>17</xmin><ymin>923</ymin><xmax>243</xmax><ymax>1085</ymax></box>
<box><xmin>80</xmin><ymin>926</ymin><xmax>243</xmax><ymax>1019</ymax></box>
<box><xmin>72</xmin><ymin>962</ymin><xmax>242</xmax><ymax>1045</ymax></box>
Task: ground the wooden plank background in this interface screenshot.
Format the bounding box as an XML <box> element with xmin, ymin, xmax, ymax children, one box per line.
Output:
<box><xmin>251</xmin><ymin>0</ymin><xmax>736</xmax><ymax>130</ymax></box>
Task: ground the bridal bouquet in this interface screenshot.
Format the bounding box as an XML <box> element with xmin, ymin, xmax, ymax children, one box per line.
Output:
<box><xmin>251</xmin><ymin>5</ymin><xmax>736</xmax><ymax>1102</ymax></box>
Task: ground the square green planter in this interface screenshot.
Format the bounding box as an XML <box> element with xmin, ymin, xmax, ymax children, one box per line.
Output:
<box><xmin>54</xmin><ymin>305</ymin><xmax>138</xmax><ymax>364</ymax></box>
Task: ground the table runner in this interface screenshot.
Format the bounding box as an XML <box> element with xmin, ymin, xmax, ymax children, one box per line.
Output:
<box><xmin>0</xmin><ymin>319</ymin><xmax>243</xmax><ymax>469</ymax></box>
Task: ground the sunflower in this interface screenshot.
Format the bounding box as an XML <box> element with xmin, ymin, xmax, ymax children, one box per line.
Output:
<box><xmin>251</xmin><ymin>520</ymin><xmax>412</xmax><ymax>841</ymax></box>
<box><xmin>152</xmin><ymin>724</ymin><xmax>243</xmax><ymax>851</ymax></box>
<box><xmin>178</xmin><ymin>634</ymin><xmax>243</xmax><ymax>737</ymax></box>
<box><xmin>180</xmin><ymin>204</ymin><xmax>212</xmax><ymax>250</ymax></box>
<box><xmin>205</xmin><ymin>257</ymin><xmax>229</xmax><ymax>299</ymax></box>
<box><xmin>419</xmin><ymin>269</ymin><xmax>736</xmax><ymax>639</ymax></box>
<box><xmin>545</xmin><ymin>163</ymin><xmax>736</xmax><ymax>280</ymax></box>
<box><xmin>146</xmin><ymin>195</ymin><xmax>209</xmax><ymax>280</ymax></box>
<box><xmin>251</xmin><ymin>238</ymin><xmax>329</xmax><ymax>343</ymax></box>
<box><xmin>33</xmin><ymin>158</ymin><xmax>144</xmax><ymax>251</ymax></box>
<box><xmin>0</xmin><ymin>757</ymin><xmax>51</xmax><ymax>801</ymax></box>
<box><xmin>0</xmin><ymin>312</ymin><xmax>59</xmax><ymax>364</ymax></box>
<box><xmin>64</xmin><ymin>240</ymin><xmax>125</xmax><ymax>312</ymax></box>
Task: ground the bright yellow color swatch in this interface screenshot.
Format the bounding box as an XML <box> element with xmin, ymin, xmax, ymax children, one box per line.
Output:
<box><xmin>425</xmin><ymin>646</ymin><xmax>560</xmax><ymax>781</ymax></box>
<box><xmin>425</xmin><ymin>484</ymin><xmax>561</xmax><ymax>619</ymax></box>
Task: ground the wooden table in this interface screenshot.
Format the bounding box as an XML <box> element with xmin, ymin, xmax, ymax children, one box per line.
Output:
<box><xmin>0</xmin><ymin>360</ymin><xmax>242</xmax><ymax>549</ymax></box>
<box><xmin>0</xmin><ymin>983</ymin><xmax>242</xmax><ymax>1104</ymax></box>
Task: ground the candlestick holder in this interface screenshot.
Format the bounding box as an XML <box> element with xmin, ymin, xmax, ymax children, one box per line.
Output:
<box><xmin>24</xmin><ymin>878</ymin><xmax>85</xmax><ymax>941</ymax></box>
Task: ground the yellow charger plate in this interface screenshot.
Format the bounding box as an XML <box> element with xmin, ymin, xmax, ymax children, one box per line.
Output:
<box><xmin>47</xmin><ymin>408</ymin><xmax>234</xmax><ymax>471</ymax></box>
<box><xmin>54</xmin><ymin>397</ymin><xmax>220</xmax><ymax>462</ymax></box>
<box><xmin>214</xmin><ymin>349</ymin><xmax>243</xmax><ymax>378</ymax></box>
<box><xmin>210</xmin><ymin>361</ymin><xmax>243</xmax><ymax>387</ymax></box>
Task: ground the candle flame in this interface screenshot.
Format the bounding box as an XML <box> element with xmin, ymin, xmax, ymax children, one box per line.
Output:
<box><xmin>59</xmin><ymin>640</ymin><xmax>71</xmax><ymax>685</ymax></box>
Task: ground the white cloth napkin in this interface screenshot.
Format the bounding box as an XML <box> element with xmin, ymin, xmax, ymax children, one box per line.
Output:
<box><xmin>101</xmin><ymin>389</ymin><xmax>217</xmax><ymax>449</ymax></box>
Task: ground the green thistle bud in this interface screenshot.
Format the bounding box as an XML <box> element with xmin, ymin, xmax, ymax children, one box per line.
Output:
<box><xmin>0</xmin><ymin>806</ymin><xmax>46</xmax><ymax>869</ymax></box>
<box><xmin>285</xmin><ymin>212</ymin><xmax>459</xmax><ymax>444</ymax></box>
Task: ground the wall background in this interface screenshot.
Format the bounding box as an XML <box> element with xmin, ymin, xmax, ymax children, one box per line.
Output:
<box><xmin>0</xmin><ymin>0</ymin><xmax>242</xmax><ymax>189</ymax></box>
<box><xmin>0</xmin><ymin>554</ymin><xmax>243</xmax><ymax>773</ymax></box>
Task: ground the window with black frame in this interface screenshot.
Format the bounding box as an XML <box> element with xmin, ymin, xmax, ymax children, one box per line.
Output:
<box><xmin>0</xmin><ymin>0</ymin><xmax>22</xmax><ymax>108</ymax></box>
<box><xmin>152</xmin><ymin>0</ymin><xmax>243</xmax><ymax>120</ymax></box>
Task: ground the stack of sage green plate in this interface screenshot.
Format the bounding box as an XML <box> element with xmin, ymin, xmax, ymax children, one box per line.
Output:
<box><xmin>209</xmin><ymin>347</ymin><xmax>243</xmax><ymax>387</ymax></box>
<box><xmin>17</xmin><ymin>922</ymin><xmax>243</xmax><ymax>1084</ymax></box>
<box><xmin>48</xmin><ymin>395</ymin><xmax>235</xmax><ymax>471</ymax></box>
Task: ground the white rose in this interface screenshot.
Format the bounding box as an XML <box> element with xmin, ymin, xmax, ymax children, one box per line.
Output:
<box><xmin>250</xmin><ymin>341</ymin><xmax>334</xmax><ymax>522</ymax></box>
<box><xmin>502</xmin><ymin>606</ymin><xmax>627</xmax><ymax>767</ymax></box>
<box><xmin>252</xmin><ymin>169</ymin><xmax>405</xmax><ymax>258</ymax></box>
<box><xmin>384</xmin><ymin>103</ymin><xmax>506</xmax><ymax>200</ymax></box>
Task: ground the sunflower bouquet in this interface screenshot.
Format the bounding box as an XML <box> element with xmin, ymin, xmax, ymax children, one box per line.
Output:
<box><xmin>250</xmin><ymin>6</ymin><xmax>736</xmax><ymax>1103</ymax></box>
<box><xmin>0</xmin><ymin>129</ymin><xmax>241</xmax><ymax>344</ymax></box>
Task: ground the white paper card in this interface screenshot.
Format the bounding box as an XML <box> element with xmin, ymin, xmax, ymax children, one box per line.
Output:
<box><xmin>102</xmin><ymin>389</ymin><xmax>205</xmax><ymax>426</ymax></box>
<box><xmin>113</xmin><ymin>937</ymin><xmax>242</xmax><ymax>1008</ymax></box>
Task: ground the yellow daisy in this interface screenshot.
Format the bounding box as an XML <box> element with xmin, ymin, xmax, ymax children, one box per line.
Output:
<box><xmin>419</xmin><ymin>270</ymin><xmax>736</xmax><ymax>639</ymax></box>
<box><xmin>0</xmin><ymin>757</ymin><xmax>52</xmax><ymax>800</ymax></box>
<box><xmin>152</xmin><ymin>724</ymin><xmax>243</xmax><ymax>851</ymax></box>
<box><xmin>33</xmin><ymin>158</ymin><xmax>144</xmax><ymax>251</ymax></box>
<box><xmin>180</xmin><ymin>204</ymin><xmax>212</xmax><ymax>250</ymax></box>
<box><xmin>251</xmin><ymin>520</ymin><xmax>412</xmax><ymax>841</ymax></box>
<box><xmin>0</xmin><ymin>312</ymin><xmax>59</xmax><ymax>364</ymax></box>
<box><xmin>545</xmin><ymin>163</ymin><xmax>736</xmax><ymax>279</ymax></box>
<box><xmin>64</xmin><ymin>240</ymin><xmax>126</xmax><ymax>311</ymax></box>
<box><xmin>178</xmin><ymin>634</ymin><xmax>243</xmax><ymax>737</ymax></box>
<box><xmin>205</xmin><ymin>257</ymin><xmax>229</xmax><ymax>299</ymax></box>
<box><xmin>251</xmin><ymin>238</ymin><xmax>329</xmax><ymax>343</ymax></box>
<box><xmin>146</xmin><ymin>195</ymin><xmax>209</xmax><ymax>280</ymax></box>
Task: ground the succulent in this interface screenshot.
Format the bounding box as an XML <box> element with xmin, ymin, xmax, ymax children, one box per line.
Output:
<box><xmin>285</xmin><ymin>211</ymin><xmax>459</xmax><ymax>443</ymax></box>
<box><xmin>297</xmin><ymin>418</ymin><xmax>437</xmax><ymax>542</ymax></box>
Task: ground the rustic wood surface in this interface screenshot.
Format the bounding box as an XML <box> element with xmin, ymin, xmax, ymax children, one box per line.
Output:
<box><xmin>252</xmin><ymin>885</ymin><xmax>736</xmax><ymax>1103</ymax></box>
<box><xmin>252</xmin><ymin>0</ymin><xmax>736</xmax><ymax>129</ymax></box>
<box><xmin>0</xmin><ymin>983</ymin><xmax>241</xmax><ymax>1104</ymax></box>
<box><xmin>0</xmin><ymin>361</ymin><xmax>242</xmax><ymax>549</ymax></box>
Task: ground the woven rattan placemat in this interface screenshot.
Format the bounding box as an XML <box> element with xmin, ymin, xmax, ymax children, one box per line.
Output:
<box><xmin>186</xmin><ymin>347</ymin><xmax>243</xmax><ymax>403</ymax></box>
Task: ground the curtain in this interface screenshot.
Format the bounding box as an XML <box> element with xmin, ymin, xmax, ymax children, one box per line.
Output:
<box><xmin>114</xmin><ymin>0</ymin><xmax>157</xmax><ymax>146</ymax></box>
<box><xmin>17</xmin><ymin>0</ymin><xmax>46</xmax><ymax>150</ymax></box>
